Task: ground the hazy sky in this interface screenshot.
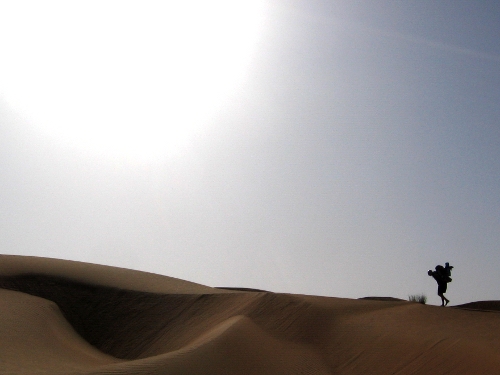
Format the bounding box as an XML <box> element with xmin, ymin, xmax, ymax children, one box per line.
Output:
<box><xmin>1</xmin><ymin>1</ymin><xmax>499</xmax><ymax>305</ymax></box>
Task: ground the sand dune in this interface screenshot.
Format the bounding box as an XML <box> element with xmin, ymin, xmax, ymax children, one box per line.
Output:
<box><xmin>0</xmin><ymin>255</ymin><xmax>499</xmax><ymax>374</ymax></box>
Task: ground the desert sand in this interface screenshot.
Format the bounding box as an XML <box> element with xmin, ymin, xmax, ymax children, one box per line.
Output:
<box><xmin>0</xmin><ymin>255</ymin><xmax>498</xmax><ymax>374</ymax></box>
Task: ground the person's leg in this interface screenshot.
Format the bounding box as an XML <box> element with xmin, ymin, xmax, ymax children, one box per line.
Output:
<box><xmin>438</xmin><ymin>292</ymin><xmax>445</xmax><ymax>306</ymax></box>
<box><xmin>438</xmin><ymin>284</ymin><xmax>449</xmax><ymax>306</ymax></box>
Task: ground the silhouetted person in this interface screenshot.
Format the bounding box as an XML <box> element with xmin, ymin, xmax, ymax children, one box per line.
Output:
<box><xmin>428</xmin><ymin>263</ymin><xmax>453</xmax><ymax>306</ymax></box>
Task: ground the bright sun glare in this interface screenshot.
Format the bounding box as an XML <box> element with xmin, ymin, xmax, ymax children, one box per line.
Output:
<box><xmin>0</xmin><ymin>1</ymin><xmax>267</xmax><ymax>162</ymax></box>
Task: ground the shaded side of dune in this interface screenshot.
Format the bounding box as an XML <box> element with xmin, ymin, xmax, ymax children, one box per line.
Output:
<box><xmin>0</xmin><ymin>274</ymin><xmax>330</xmax><ymax>363</ymax></box>
<box><xmin>0</xmin><ymin>274</ymin><xmax>182</xmax><ymax>358</ymax></box>
<box><xmin>0</xmin><ymin>274</ymin><xmax>258</xmax><ymax>360</ymax></box>
<box><xmin>455</xmin><ymin>301</ymin><xmax>500</xmax><ymax>312</ymax></box>
<box><xmin>359</xmin><ymin>296</ymin><xmax>406</xmax><ymax>302</ymax></box>
<box><xmin>0</xmin><ymin>288</ymin><xmax>121</xmax><ymax>373</ymax></box>
<box><xmin>216</xmin><ymin>286</ymin><xmax>270</xmax><ymax>292</ymax></box>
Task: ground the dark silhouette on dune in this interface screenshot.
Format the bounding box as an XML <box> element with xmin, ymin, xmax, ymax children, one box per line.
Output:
<box><xmin>428</xmin><ymin>262</ymin><xmax>453</xmax><ymax>306</ymax></box>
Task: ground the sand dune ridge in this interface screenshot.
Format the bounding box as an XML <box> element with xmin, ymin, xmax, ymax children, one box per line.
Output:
<box><xmin>0</xmin><ymin>255</ymin><xmax>499</xmax><ymax>374</ymax></box>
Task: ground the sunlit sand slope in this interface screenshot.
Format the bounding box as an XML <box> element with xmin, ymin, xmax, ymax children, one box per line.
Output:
<box><xmin>0</xmin><ymin>288</ymin><xmax>119</xmax><ymax>374</ymax></box>
<box><xmin>0</xmin><ymin>255</ymin><xmax>499</xmax><ymax>374</ymax></box>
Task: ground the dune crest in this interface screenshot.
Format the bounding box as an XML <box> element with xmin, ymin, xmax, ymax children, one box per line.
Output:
<box><xmin>0</xmin><ymin>255</ymin><xmax>499</xmax><ymax>374</ymax></box>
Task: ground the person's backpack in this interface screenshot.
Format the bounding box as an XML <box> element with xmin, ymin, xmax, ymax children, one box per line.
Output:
<box><xmin>435</xmin><ymin>265</ymin><xmax>452</xmax><ymax>283</ymax></box>
<box><xmin>444</xmin><ymin>263</ymin><xmax>453</xmax><ymax>277</ymax></box>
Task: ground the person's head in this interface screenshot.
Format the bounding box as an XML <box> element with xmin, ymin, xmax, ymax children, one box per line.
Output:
<box><xmin>428</xmin><ymin>270</ymin><xmax>433</xmax><ymax>276</ymax></box>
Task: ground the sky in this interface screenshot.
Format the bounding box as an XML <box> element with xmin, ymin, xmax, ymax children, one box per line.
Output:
<box><xmin>0</xmin><ymin>0</ymin><xmax>499</xmax><ymax>306</ymax></box>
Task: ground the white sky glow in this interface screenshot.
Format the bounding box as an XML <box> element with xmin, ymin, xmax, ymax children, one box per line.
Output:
<box><xmin>0</xmin><ymin>1</ymin><xmax>267</xmax><ymax>161</ymax></box>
